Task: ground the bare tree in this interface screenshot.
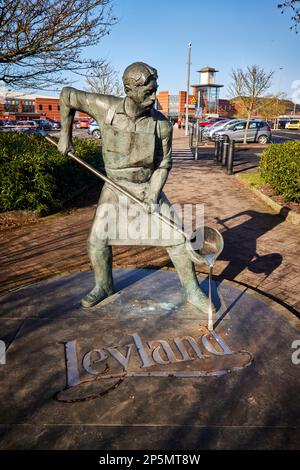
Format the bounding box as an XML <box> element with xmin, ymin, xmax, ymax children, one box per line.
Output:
<box><xmin>258</xmin><ymin>94</ymin><xmax>288</xmax><ymax>121</ymax></box>
<box><xmin>0</xmin><ymin>0</ymin><xmax>116</xmax><ymax>90</ymax></box>
<box><xmin>86</xmin><ymin>61</ymin><xmax>124</xmax><ymax>96</ymax></box>
<box><xmin>229</xmin><ymin>65</ymin><xmax>273</xmax><ymax>143</ymax></box>
<box><xmin>231</xmin><ymin>93</ymin><xmax>288</xmax><ymax>121</ymax></box>
<box><xmin>278</xmin><ymin>1</ymin><xmax>300</xmax><ymax>32</ymax></box>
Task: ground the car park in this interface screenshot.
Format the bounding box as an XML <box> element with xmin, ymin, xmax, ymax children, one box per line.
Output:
<box><xmin>214</xmin><ymin>120</ymin><xmax>272</xmax><ymax>144</ymax></box>
<box><xmin>87</xmin><ymin>120</ymin><xmax>101</xmax><ymax>139</ymax></box>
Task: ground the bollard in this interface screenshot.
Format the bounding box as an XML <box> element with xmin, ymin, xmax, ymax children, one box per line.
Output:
<box><xmin>195</xmin><ymin>127</ymin><xmax>204</xmax><ymax>160</ymax></box>
<box><xmin>199</xmin><ymin>127</ymin><xmax>203</xmax><ymax>144</ymax></box>
<box><xmin>194</xmin><ymin>125</ymin><xmax>199</xmax><ymax>160</ymax></box>
<box><xmin>189</xmin><ymin>124</ymin><xmax>194</xmax><ymax>148</ymax></box>
<box><xmin>222</xmin><ymin>135</ymin><xmax>229</xmax><ymax>166</ymax></box>
<box><xmin>227</xmin><ymin>139</ymin><xmax>235</xmax><ymax>174</ymax></box>
<box><xmin>214</xmin><ymin>138</ymin><xmax>219</xmax><ymax>160</ymax></box>
<box><xmin>217</xmin><ymin>136</ymin><xmax>223</xmax><ymax>165</ymax></box>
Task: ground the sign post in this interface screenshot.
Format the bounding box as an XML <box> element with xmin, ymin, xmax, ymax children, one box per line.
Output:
<box><xmin>185</xmin><ymin>42</ymin><xmax>192</xmax><ymax>136</ymax></box>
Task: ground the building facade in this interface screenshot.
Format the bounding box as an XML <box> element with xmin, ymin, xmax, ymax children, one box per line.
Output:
<box><xmin>0</xmin><ymin>92</ymin><xmax>88</xmax><ymax>121</ymax></box>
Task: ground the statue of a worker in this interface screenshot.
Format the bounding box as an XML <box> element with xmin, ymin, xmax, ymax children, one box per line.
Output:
<box><xmin>58</xmin><ymin>62</ymin><xmax>212</xmax><ymax>313</ymax></box>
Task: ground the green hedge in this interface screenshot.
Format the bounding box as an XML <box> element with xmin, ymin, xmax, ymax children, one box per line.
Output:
<box><xmin>0</xmin><ymin>132</ymin><xmax>103</xmax><ymax>214</ymax></box>
<box><xmin>260</xmin><ymin>141</ymin><xmax>300</xmax><ymax>203</ymax></box>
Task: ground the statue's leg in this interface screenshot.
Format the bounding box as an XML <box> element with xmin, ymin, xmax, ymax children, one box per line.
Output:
<box><xmin>81</xmin><ymin>238</ymin><xmax>114</xmax><ymax>308</ymax></box>
<box><xmin>166</xmin><ymin>244</ymin><xmax>215</xmax><ymax>313</ymax></box>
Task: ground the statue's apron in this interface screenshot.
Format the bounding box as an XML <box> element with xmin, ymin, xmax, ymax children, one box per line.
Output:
<box><xmin>91</xmin><ymin>108</ymin><xmax>184</xmax><ymax>246</ymax></box>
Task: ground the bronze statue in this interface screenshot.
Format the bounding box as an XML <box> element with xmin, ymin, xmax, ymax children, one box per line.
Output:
<box><xmin>58</xmin><ymin>62</ymin><xmax>213</xmax><ymax>313</ymax></box>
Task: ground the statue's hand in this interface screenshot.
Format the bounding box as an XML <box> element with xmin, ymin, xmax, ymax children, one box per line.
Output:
<box><xmin>57</xmin><ymin>136</ymin><xmax>74</xmax><ymax>156</ymax></box>
<box><xmin>144</xmin><ymin>193</ymin><xmax>159</xmax><ymax>214</ymax></box>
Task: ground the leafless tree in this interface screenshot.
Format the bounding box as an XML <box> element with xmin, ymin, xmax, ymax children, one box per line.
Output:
<box><xmin>257</xmin><ymin>93</ymin><xmax>289</xmax><ymax>121</ymax></box>
<box><xmin>278</xmin><ymin>1</ymin><xmax>300</xmax><ymax>31</ymax></box>
<box><xmin>229</xmin><ymin>65</ymin><xmax>274</xmax><ymax>143</ymax></box>
<box><xmin>86</xmin><ymin>61</ymin><xmax>124</xmax><ymax>96</ymax></box>
<box><xmin>0</xmin><ymin>0</ymin><xmax>116</xmax><ymax>90</ymax></box>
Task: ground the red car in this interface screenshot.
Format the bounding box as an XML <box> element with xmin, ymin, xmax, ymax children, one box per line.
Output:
<box><xmin>78</xmin><ymin>118</ymin><xmax>90</xmax><ymax>129</ymax></box>
<box><xmin>198</xmin><ymin>118</ymin><xmax>227</xmax><ymax>127</ymax></box>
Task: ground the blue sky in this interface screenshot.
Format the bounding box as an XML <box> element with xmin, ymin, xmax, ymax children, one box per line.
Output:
<box><xmin>61</xmin><ymin>0</ymin><xmax>300</xmax><ymax>99</ymax></box>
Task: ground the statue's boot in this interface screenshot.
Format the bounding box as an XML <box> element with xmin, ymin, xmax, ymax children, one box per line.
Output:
<box><xmin>167</xmin><ymin>244</ymin><xmax>216</xmax><ymax>314</ymax></box>
<box><xmin>81</xmin><ymin>243</ymin><xmax>114</xmax><ymax>308</ymax></box>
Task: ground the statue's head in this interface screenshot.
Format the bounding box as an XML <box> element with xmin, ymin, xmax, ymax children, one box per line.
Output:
<box><xmin>122</xmin><ymin>62</ymin><xmax>158</xmax><ymax>110</ymax></box>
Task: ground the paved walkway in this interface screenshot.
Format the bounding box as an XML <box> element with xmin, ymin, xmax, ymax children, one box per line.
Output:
<box><xmin>1</xmin><ymin>128</ymin><xmax>300</xmax><ymax>313</ymax></box>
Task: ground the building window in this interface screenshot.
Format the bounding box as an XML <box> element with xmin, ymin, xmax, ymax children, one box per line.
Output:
<box><xmin>39</xmin><ymin>104</ymin><xmax>43</xmax><ymax>111</ymax></box>
<box><xmin>168</xmin><ymin>94</ymin><xmax>179</xmax><ymax>117</ymax></box>
<box><xmin>22</xmin><ymin>99</ymin><xmax>35</xmax><ymax>113</ymax></box>
<box><xmin>48</xmin><ymin>105</ymin><xmax>52</xmax><ymax>111</ymax></box>
<box><xmin>58</xmin><ymin>105</ymin><xmax>60</xmax><ymax>111</ymax></box>
<box><xmin>4</xmin><ymin>98</ymin><xmax>19</xmax><ymax>113</ymax></box>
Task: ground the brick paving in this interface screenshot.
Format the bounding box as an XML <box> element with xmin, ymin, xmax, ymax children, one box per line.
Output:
<box><xmin>1</xmin><ymin>127</ymin><xmax>300</xmax><ymax>313</ymax></box>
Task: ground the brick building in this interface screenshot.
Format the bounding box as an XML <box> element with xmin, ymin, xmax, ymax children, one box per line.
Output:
<box><xmin>218</xmin><ymin>98</ymin><xmax>236</xmax><ymax>117</ymax></box>
<box><xmin>0</xmin><ymin>92</ymin><xmax>88</xmax><ymax>122</ymax></box>
<box><xmin>156</xmin><ymin>90</ymin><xmax>198</xmax><ymax>119</ymax></box>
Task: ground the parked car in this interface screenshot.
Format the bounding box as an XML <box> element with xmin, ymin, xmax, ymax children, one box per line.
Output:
<box><xmin>285</xmin><ymin>119</ymin><xmax>300</xmax><ymax>130</ymax></box>
<box><xmin>277</xmin><ymin>119</ymin><xmax>289</xmax><ymax>129</ymax></box>
<box><xmin>1</xmin><ymin>120</ymin><xmax>38</xmax><ymax>132</ymax></box>
<box><xmin>0</xmin><ymin>125</ymin><xmax>46</xmax><ymax>136</ymax></box>
<box><xmin>33</xmin><ymin>119</ymin><xmax>53</xmax><ymax>131</ymax></box>
<box><xmin>203</xmin><ymin>119</ymin><xmax>242</xmax><ymax>139</ymax></box>
<box><xmin>20</xmin><ymin>127</ymin><xmax>46</xmax><ymax>136</ymax></box>
<box><xmin>51</xmin><ymin>120</ymin><xmax>61</xmax><ymax>130</ymax></box>
<box><xmin>15</xmin><ymin>120</ymin><xmax>38</xmax><ymax>129</ymax></box>
<box><xmin>75</xmin><ymin>118</ymin><xmax>90</xmax><ymax>129</ymax></box>
<box><xmin>2</xmin><ymin>119</ymin><xmax>17</xmax><ymax>127</ymax></box>
<box><xmin>214</xmin><ymin>120</ymin><xmax>272</xmax><ymax>144</ymax></box>
<box><xmin>0</xmin><ymin>120</ymin><xmax>12</xmax><ymax>131</ymax></box>
<box><xmin>88</xmin><ymin>120</ymin><xmax>101</xmax><ymax>139</ymax></box>
<box><xmin>199</xmin><ymin>117</ymin><xmax>227</xmax><ymax>127</ymax></box>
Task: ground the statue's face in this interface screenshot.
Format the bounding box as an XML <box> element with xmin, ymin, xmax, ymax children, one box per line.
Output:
<box><xmin>126</xmin><ymin>78</ymin><xmax>158</xmax><ymax>110</ymax></box>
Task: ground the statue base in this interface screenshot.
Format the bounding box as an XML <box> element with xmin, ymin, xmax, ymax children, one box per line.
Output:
<box><xmin>0</xmin><ymin>268</ymin><xmax>299</xmax><ymax>449</ymax></box>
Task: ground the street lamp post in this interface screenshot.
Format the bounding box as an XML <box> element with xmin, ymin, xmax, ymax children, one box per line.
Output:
<box><xmin>275</xmin><ymin>67</ymin><xmax>283</xmax><ymax>129</ymax></box>
<box><xmin>185</xmin><ymin>42</ymin><xmax>192</xmax><ymax>136</ymax></box>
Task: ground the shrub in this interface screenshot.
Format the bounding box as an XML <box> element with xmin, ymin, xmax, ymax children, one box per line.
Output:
<box><xmin>0</xmin><ymin>132</ymin><xmax>103</xmax><ymax>214</ymax></box>
<box><xmin>260</xmin><ymin>141</ymin><xmax>300</xmax><ymax>203</ymax></box>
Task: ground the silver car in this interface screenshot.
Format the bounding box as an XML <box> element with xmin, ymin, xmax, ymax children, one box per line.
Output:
<box><xmin>214</xmin><ymin>120</ymin><xmax>272</xmax><ymax>144</ymax></box>
<box><xmin>203</xmin><ymin>119</ymin><xmax>243</xmax><ymax>139</ymax></box>
<box><xmin>87</xmin><ymin>120</ymin><xmax>101</xmax><ymax>139</ymax></box>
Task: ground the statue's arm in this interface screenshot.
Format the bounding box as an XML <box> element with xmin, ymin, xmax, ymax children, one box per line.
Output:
<box><xmin>145</xmin><ymin>120</ymin><xmax>173</xmax><ymax>208</ymax></box>
<box><xmin>57</xmin><ymin>87</ymin><xmax>107</xmax><ymax>155</ymax></box>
